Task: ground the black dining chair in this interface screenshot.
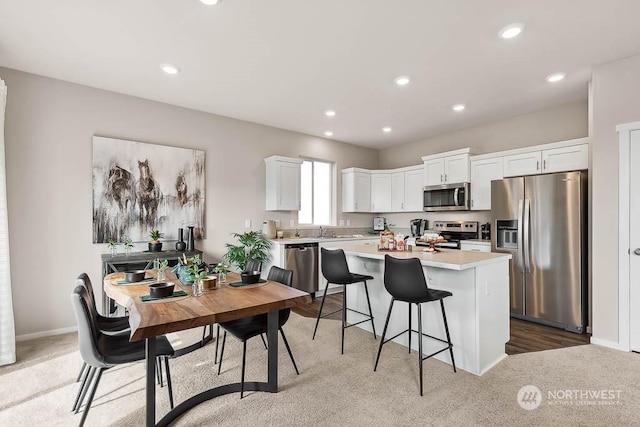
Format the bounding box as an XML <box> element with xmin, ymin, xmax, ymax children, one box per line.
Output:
<box><xmin>313</xmin><ymin>248</ymin><xmax>376</xmax><ymax>354</ymax></box>
<box><xmin>216</xmin><ymin>266</ymin><xmax>299</xmax><ymax>398</ymax></box>
<box><xmin>72</xmin><ymin>273</ymin><xmax>131</xmax><ymax>412</ymax></box>
<box><xmin>213</xmin><ymin>258</ymin><xmax>265</xmax><ymax>364</ymax></box>
<box><xmin>374</xmin><ymin>255</ymin><xmax>456</xmax><ymax>396</ymax></box>
<box><xmin>70</xmin><ymin>284</ymin><xmax>175</xmax><ymax>426</ymax></box>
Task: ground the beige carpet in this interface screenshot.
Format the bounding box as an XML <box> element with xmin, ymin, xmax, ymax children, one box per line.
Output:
<box><xmin>1</xmin><ymin>313</ymin><xmax>638</xmax><ymax>426</ymax></box>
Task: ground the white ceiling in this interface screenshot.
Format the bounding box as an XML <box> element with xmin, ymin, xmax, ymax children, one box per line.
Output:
<box><xmin>2</xmin><ymin>1</ymin><xmax>640</xmax><ymax>149</ymax></box>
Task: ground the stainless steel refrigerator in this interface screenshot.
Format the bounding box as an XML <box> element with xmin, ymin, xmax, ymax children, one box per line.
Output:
<box><xmin>491</xmin><ymin>171</ymin><xmax>587</xmax><ymax>333</ymax></box>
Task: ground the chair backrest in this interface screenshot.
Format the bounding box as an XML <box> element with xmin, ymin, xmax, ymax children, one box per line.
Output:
<box><xmin>245</xmin><ymin>258</ymin><xmax>263</xmax><ymax>273</ymax></box>
<box><xmin>383</xmin><ymin>255</ymin><xmax>430</xmax><ymax>302</ymax></box>
<box><xmin>267</xmin><ymin>266</ymin><xmax>294</xmax><ymax>325</ymax></box>
<box><xmin>77</xmin><ymin>272</ymin><xmax>99</xmax><ymax>314</ymax></box>
<box><xmin>320</xmin><ymin>248</ymin><xmax>353</xmax><ymax>284</ymax></box>
<box><xmin>70</xmin><ymin>283</ymin><xmax>107</xmax><ymax>368</ymax></box>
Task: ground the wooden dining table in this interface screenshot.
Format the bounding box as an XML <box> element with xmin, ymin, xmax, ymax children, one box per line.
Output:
<box><xmin>104</xmin><ymin>270</ymin><xmax>311</xmax><ymax>427</ymax></box>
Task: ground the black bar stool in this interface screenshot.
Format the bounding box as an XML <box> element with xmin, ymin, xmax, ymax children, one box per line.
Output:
<box><xmin>374</xmin><ymin>255</ymin><xmax>456</xmax><ymax>396</ymax></box>
<box><xmin>313</xmin><ymin>248</ymin><xmax>376</xmax><ymax>354</ymax></box>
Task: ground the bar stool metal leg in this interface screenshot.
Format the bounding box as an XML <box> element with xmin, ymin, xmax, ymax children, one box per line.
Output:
<box><xmin>441</xmin><ymin>299</ymin><xmax>456</xmax><ymax>372</ymax></box>
<box><xmin>312</xmin><ymin>281</ymin><xmax>330</xmax><ymax>340</ymax></box>
<box><xmin>217</xmin><ymin>332</ymin><xmax>227</xmax><ymax>375</ymax></box>
<box><xmin>374</xmin><ymin>298</ymin><xmax>395</xmax><ymax>371</ymax></box>
<box><xmin>341</xmin><ymin>285</ymin><xmax>346</xmax><ymax>354</ymax></box>
<box><xmin>408</xmin><ymin>303</ymin><xmax>412</xmax><ymax>354</ymax></box>
<box><xmin>240</xmin><ymin>340</ymin><xmax>247</xmax><ymax>398</ymax></box>
<box><xmin>417</xmin><ymin>303</ymin><xmax>424</xmax><ymax>396</ymax></box>
<box><xmin>363</xmin><ymin>281</ymin><xmax>376</xmax><ymax>339</ymax></box>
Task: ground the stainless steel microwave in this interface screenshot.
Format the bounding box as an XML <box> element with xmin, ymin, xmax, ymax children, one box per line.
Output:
<box><xmin>423</xmin><ymin>182</ymin><xmax>470</xmax><ymax>211</ymax></box>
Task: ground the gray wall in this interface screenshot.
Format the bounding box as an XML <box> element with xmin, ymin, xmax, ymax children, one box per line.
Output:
<box><xmin>379</xmin><ymin>101</ymin><xmax>589</xmax><ymax>233</ymax></box>
<box><xmin>591</xmin><ymin>53</ymin><xmax>640</xmax><ymax>344</ymax></box>
<box><xmin>0</xmin><ymin>67</ymin><xmax>378</xmax><ymax>337</ymax></box>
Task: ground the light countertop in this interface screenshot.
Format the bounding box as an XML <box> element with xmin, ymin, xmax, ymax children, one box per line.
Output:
<box><xmin>269</xmin><ymin>235</ymin><xmax>378</xmax><ymax>244</ymax></box>
<box><xmin>339</xmin><ymin>244</ymin><xmax>511</xmax><ymax>270</ymax></box>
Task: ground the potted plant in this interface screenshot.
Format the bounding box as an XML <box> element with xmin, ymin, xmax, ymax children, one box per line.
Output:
<box><xmin>187</xmin><ymin>259</ymin><xmax>208</xmax><ymax>296</ymax></box>
<box><xmin>153</xmin><ymin>258</ymin><xmax>169</xmax><ymax>281</ymax></box>
<box><xmin>107</xmin><ymin>239</ymin><xmax>119</xmax><ymax>256</ymax></box>
<box><xmin>173</xmin><ymin>253</ymin><xmax>206</xmax><ymax>284</ymax></box>
<box><xmin>223</xmin><ymin>231</ymin><xmax>272</xmax><ymax>272</ymax></box>
<box><xmin>124</xmin><ymin>237</ymin><xmax>134</xmax><ymax>255</ymax></box>
<box><xmin>149</xmin><ymin>230</ymin><xmax>164</xmax><ymax>252</ymax></box>
<box><xmin>213</xmin><ymin>262</ymin><xmax>230</xmax><ymax>284</ymax></box>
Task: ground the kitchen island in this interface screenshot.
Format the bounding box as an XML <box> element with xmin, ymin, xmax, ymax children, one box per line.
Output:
<box><xmin>329</xmin><ymin>244</ymin><xmax>511</xmax><ymax>376</ymax></box>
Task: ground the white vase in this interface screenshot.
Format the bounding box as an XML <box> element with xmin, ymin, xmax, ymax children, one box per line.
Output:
<box><xmin>262</xmin><ymin>220</ymin><xmax>276</xmax><ymax>239</ymax></box>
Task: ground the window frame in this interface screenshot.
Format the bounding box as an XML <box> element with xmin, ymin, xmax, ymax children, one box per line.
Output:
<box><xmin>298</xmin><ymin>157</ymin><xmax>335</xmax><ymax>226</ymax></box>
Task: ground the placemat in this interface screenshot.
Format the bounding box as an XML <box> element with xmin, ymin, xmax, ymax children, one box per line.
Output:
<box><xmin>139</xmin><ymin>290</ymin><xmax>188</xmax><ymax>301</ymax></box>
<box><xmin>117</xmin><ymin>277</ymin><xmax>155</xmax><ymax>285</ymax></box>
<box><xmin>228</xmin><ymin>279</ymin><xmax>267</xmax><ymax>287</ymax></box>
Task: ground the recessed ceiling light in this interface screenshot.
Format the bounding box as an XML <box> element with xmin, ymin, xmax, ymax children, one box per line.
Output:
<box><xmin>325</xmin><ymin>110</ymin><xmax>336</xmax><ymax>117</ymax></box>
<box><xmin>452</xmin><ymin>104</ymin><xmax>466</xmax><ymax>112</ymax></box>
<box><xmin>499</xmin><ymin>23</ymin><xmax>524</xmax><ymax>39</ymax></box>
<box><xmin>160</xmin><ymin>64</ymin><xmax>180</xmax><ymax>75</ymax></box>
<box><xmin>324</xmin><ymin>131</ymin><xmax>333</xmax><ymax>137</ymax></box>
<box><xmin>394</xmin><ymin>76</ymin><xmax>411</xmax><ymax>86</ymax></box>
<box><xmin>546</xmin><ymin>72</ymin><xmax>566</xmax><ymax>83</ymax></box>
<box><xmin>200</xmin><ymin>0</ymin><xmax>221</xmax><ymax>5</ymax></box>
<box><xmin>382</xmin><ymin>127</ymin><xmax>392</xmax><ymax>133</ymax></box>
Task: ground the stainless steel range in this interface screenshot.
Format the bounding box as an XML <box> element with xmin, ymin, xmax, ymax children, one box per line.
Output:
<box><xmin>416</xmin><ymin>220</ymin><xmax>479</xmax><ymax>249</ymax></box>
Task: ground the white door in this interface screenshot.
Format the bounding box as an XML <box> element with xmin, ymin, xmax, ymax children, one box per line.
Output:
<box><xmin>371</xmin><ymin>172</ymin><xmax>392</xmax><ymax>212</ymax></box>
<box><xmin>424</xmin><ymin>158</ymin><xmax>445</xmax><ymax>186</ymax></box>
<box><xmin>276</xmin><ymin>161</ymin><xmax>301</xmax><ymax>210</ymax></box>
<box><xmin>503</xmin><ymin>151</ymin><xmax>542</xmax><ymax>177</ymax></box>
<box><xmin>444</xmin><ymin>154</ymin><xmax>470</xmax><ymax>183</ymax></box>
<box><xmin>542</xmin><ymin>144</ymin><xmax>589</xmax><ymax>173</ymax></box>
<box><xmin>470</xmin><ymin>157</ymin><xmax>503</xmax><ymax>210</ymax></box>
<box><xmin>354</xmin><ymin>171</ymin><xmax>371</xmax><ymax>212</ymax></box>
<box><xmin>391</xmin><ymin>172</ymin><xmax>405</xmax><ymax>212</ymax></box>
<box><xmin>404</xmin><ymin>167</ymin><xmax>424</xmax><ymax>211</ymax></box>
<box><xmin>629</xmin><ymin>129</ymin><xmax>640</xmax><ymax>351</ymax></box>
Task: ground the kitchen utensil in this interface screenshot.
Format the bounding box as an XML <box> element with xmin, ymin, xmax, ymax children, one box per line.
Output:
<box><xmin>262</xmin><ymin>220</ymin><xmax>276</xmax><ymax>239</ymax></box>
<box><xmin>124</xmin><ymin>270</ymin><xmax>146</xmax><ymax>283</ymax></box>
<box><xmin>149</xmin><ymin>282</ymin><xmax>175</xmax><ymax>298</ymax></box>
<box><xmin>240</xmin><ymin>270</ymin><xmax>261</xmax><ymax>284</ymax></box>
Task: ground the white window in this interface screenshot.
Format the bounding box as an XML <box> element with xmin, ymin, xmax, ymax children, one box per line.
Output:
<box><xmin>298</xmin><ymin>159</ymin><xmax>332</xmax><ymax>225</ymax></box>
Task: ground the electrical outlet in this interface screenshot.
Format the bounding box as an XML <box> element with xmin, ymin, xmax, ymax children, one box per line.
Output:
<box><xmin>346</xmin><ymin>219</ymin><xmax>351</xmax><ymax>226</ymax></box>
<box><xmin>244</xmin><ymin>219</ymin><xmax>251</xmax><ymax>229</ymax></box>
<box><xmin>339</xmin><ymin>219</ymin><xmax>345</xmax><ymax>226</ymax></box>
<box><xmin>289</xmin><ymin>219</ymin><xmax>295</xmax><ymax>227</ymax></box>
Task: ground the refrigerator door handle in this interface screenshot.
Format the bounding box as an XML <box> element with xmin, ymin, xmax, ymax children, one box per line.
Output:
<box><xmin>523</xmin><ymin>198</ymin><xmax>531</xmax><ymax>273</ymax></box>
<box><xmin>517</xmin><ymin>199</ymin><xmax>524</xmax><ymax>270</ymax></box>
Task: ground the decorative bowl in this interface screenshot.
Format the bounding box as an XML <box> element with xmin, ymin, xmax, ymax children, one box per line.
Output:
<box><xmin>124</xmin><ymin>270</ymin><xmax>146</xmax><ymax>283</ymax></box>
<box><xmin>240</xmin><ymin>271</ymin><xmax>261</xmax><ymax>284</ymax></box>
<box><xmin>149</xmin><ymin>282</ymin><xmax>175</xmax><ymax>298</ymax></box>
<box><xmin>202</xmin><ymin>275</ymin><xmax>218</xmax><ymax>290</ymax></box>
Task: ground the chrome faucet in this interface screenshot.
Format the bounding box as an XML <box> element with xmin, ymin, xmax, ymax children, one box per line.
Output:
<box><xmin>319</xmin><ymin>226</ymin><xmax>327</xmax><ymax>238</ymax></box>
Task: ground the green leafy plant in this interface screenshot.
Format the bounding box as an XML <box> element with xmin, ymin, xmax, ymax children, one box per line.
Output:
<box><xmin>149</xmin><ymin>230</ymin><xmax>164</xmax><ymax>243</ymax></box>
<box><xmin>107</xmin><ymin>239</ymin><xmax>118</xmax><ymax>249</ymax></box>
<box><xmin>184</xmin><ymin>254</ymin><xmax>207</xmax><ymax>281</ymax></box>
<box><xmin>153</xmin><ymin>258</ymin><xmax>169</xmax><ymax>272</ymax></box>
<box><xmin>124</xmin><ymin>238</ymin><xmax>134</xmax><ymax>249</ymax></box>
<box><xmin>213</xmin><ymin>263</ymin><xmax>230</xmax><ymax>274</ymax></box>
<box><xmin>223</xmin><ymin>231</ymin><xmax>272</xmax><ymax>271</ymax></box>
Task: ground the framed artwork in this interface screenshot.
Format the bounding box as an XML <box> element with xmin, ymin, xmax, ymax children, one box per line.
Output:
<box><xmin>92</xmin><ymin>136</ymin><xmax>205</xmax><ymax>243</ymax></box>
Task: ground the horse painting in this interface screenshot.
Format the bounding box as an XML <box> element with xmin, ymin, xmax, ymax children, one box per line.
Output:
<box><xmin>136</xmin><ymin>159</ymin><xmax>160</xmax><ymax>227</ymax></box>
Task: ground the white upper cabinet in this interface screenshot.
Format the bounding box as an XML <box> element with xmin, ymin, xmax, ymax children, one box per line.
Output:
<box><xmin>391</xmin><ymin>171</ymin><xmax>405</xmax><ymax>212</ymax></box>
<box><xmin>342</xmin><ymin>168</ymin><xmax>371</xmax><ymax>212</ymax></box>
<box><xmin>503</xmin><ymin>138</ymin><xmax>589</xmax><ymax>177</ymax></box>
<box><xmin>371</xmin><ymin>171</ymin><xmax>392</xmax><ymax>212</ymax></box>
<box><xmin>265</xmin><ymin>156</ymin><xmax>303</xmax><ymax>211</ymax></box>
<box><xmin>470</xmin><ymin>156</ymin><xmax>504</xmax><ymax>210</ymax></box>
<box><xmin>503</xmin><ymin>151</ymin><xmax>542</xmax><ymax>177</ymax></box>
<box><xmin>403</xmin><ymin>166</ymin><xmax>424</xmax><ymax>212</ymax></box>
<box><xmin>542</xmin><ymin>144</ymin><xmax>588</xmax><ymax>173</ymax></box>
<box><xmin>422</xmin><ymin>148</ymin><xmax>473</xmax><ymax>186</ymax></box>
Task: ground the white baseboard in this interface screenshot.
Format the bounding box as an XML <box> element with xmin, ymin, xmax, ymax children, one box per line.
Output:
<box><xmin>16</xmin><ymin>326</ymin><xmax>77</xmax><ymax>342</ymax></box>
<box><xmin>590</xmin><ymin>336</ymin><xmax>629</xmax><ymax>352</ymax></box>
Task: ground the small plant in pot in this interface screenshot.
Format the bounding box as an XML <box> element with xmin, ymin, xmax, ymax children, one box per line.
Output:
<box><xmin>173</xmin><ymin>253</ymin><xmax>206</xmax><ymax>284</ymax></box>
<box><xmin>148</xmin><ymin>230</ymin><xmax>164</xmax><ymax>252</ymax></box>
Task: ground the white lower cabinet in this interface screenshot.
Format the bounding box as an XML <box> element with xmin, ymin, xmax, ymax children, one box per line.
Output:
<box><xmin>460</xmin><ymin>241</ymin><xmax>491</xmax><ymax>252</ymax></box>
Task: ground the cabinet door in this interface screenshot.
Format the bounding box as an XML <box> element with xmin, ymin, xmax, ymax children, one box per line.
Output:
<box><xmin>503</xmin><ymin>151</ymin><xmax>542</xmax><ymax>177</ymax></box>
<box><xmin>391</xmin><ymin>172</ymin><xmax>405</xmax><ymax>212</ymax></box>
<box><xmin>423</xmin><ymin>158</ymin><xmax>445</xmax><ymax>186</ymax></box>
<box><xmin>354</xmin><ymin>171</ymin><xmax>372</xmax><ymax>212</ymax></box>
<box><xmin>371</xmin><ymin>173</ymin><xmax>392</xmax><ymax>212</ymax></box>
<box><xmin>542</xmin><ymin>144</ymin><xmax>588</xmax><ymax>173</ymax></box>
<box><xmin>404</xmin><ymin>168</ymin><xmax>424</xmax><ymax>212</ymax></box>
<box><xmin>470</xmin><ymin>157</ymin><xmax>504</xmax><ymax>210</ymax></box>
<box><xmin>460</xmin><ymin>242</ymin><xmax>491</xmax><ymax>252</ymax></box>
<box><xmin>266</xmin><ymin>160</ymin><xmax>301</xmax><ymax>210</ymax></box>
<box><xmin>444</xmin><ymin>154</ymin><xmax>470</xmax><ymax>183</ymax></box>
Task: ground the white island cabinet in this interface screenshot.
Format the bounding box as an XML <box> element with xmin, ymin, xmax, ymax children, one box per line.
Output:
<box><xmin>334</xmin><ymin>244</ymin><xmax>511</xmax><ymax>376</ymax></box>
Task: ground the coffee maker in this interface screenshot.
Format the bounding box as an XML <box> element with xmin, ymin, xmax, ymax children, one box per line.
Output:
<box><xmin>410</xmin><ymin>219</ymin><xmax>427</xmax><ymax>237</ymax></box>
<box><xmin>480</xmin><ymin>222</ymin><xmax>491</xmax><ymax>240</ymax></box>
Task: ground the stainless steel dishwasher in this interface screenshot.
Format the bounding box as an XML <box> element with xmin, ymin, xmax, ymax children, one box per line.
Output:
<box><xmin>284</xmin><ymin>242</ymin><xmax>319</xmax><ymax>296</ymax></box>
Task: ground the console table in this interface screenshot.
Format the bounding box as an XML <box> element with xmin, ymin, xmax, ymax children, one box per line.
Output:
<box><xmin>101</xmin><ymin>249</ymin><xmax>203</xmax><ymax>316</ymax></box>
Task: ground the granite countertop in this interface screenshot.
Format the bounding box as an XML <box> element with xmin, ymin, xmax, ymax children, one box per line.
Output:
<box><xmin>269</xmin><ymin>235</ymin><xmax>378</xmax><ymax>244</ymax></box>
<box><xmin>339</xmin><ymin>244</ymin><xmax>511</xmax><ymax>270</ymax></box>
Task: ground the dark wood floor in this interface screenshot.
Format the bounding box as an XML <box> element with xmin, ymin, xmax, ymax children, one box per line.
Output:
<box><xmin>293</xmin><ymin>293</ymin><xmax>591</xmax><ymax>355</ymax></box>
